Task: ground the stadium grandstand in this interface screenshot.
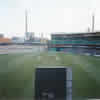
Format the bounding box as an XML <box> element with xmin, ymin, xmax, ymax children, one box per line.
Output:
<box><xmin>0</xmin><ymin>37</ymin><xmax>11</xmax><ymax>45</ymax></box>
<box><xmin>48</xmin><ymin>32</ymin><xmax>100</xmax><ymax>56</ymax></box>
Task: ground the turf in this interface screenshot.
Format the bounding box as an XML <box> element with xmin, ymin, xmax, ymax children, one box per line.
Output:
<box><xmin>0</xmin><ymin>52</ymin><xmax>100</xmax><ymax>100</ymax></box>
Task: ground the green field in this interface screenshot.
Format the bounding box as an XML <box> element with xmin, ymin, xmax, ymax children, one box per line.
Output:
<box><xmin>0</xmin><ymin>52</ymin><xmax>100</xmax><ymax>100</ymax></box>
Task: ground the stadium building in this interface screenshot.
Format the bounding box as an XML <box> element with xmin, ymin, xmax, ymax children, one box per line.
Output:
<box><xmin>0</xmin><ymin>37</ymin><xmax>11</xmax><ymax>45</ymax></box>
<box><xmin>48</xmin><ymin>32</ymin><xmax>100</xmax><ymax>55</ymax></box>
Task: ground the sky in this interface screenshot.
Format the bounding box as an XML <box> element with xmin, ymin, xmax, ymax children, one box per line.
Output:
<box><xmin>0</xmin><ymin>0</ymin><xmax>99</xmax><ymax>38</ymax></box>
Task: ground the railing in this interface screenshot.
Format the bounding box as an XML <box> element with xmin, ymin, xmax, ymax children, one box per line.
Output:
<box><xmin>50</xmin><ymin>40</ymin><xmax>100</xmax><ymax>45</ymax></box>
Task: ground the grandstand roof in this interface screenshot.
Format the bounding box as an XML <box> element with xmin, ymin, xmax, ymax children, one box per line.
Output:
<box><xmin>52</xmin><ymin>32</ymin><xmax>100</xmax><ymax>37</ymax></box>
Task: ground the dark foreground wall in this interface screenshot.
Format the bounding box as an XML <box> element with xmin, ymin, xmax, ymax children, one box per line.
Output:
<box><xmin>35</xmin><ymin>68</ymin><xmax>67</xmax><ymax>100</ymax></box>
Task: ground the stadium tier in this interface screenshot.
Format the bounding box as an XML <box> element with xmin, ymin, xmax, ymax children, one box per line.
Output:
<box><xmin>48</xmin><ymin>32</ymin><xmax>100</xmax><ymax>55</ymax></box>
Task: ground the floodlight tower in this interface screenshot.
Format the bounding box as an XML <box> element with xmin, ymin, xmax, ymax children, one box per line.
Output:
<box><xmin>92</xmin><ymin>13</ymin><xmax>95</xmax><ymax>32</ymax></box>
<box><xmin>25</xmin><ymin>9</ymin><xmax>28</xmax><ymax>40</ymax></box>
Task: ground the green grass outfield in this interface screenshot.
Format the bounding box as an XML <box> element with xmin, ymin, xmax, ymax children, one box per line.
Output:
<box><xmin>0</xmin><ymin>52</ymin><xmax>100</xmax><ymax>100</ymax></box>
